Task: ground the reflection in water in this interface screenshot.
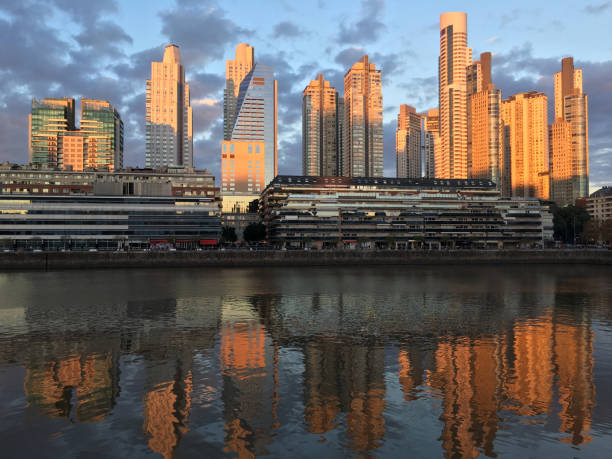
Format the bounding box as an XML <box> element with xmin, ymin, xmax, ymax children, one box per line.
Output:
<box><xmin>0</xmin><ymin>266</ymin><xmax>610</xmax><ymax>458</ymax></box>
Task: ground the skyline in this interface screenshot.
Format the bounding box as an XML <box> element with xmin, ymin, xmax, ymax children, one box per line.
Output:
<box><xmin>0</xmin><ymin>0</ymin><xmax>610</xmax><ymax>191</ymax></box>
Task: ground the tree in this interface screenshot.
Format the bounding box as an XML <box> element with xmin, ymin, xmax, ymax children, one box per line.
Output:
<box><xmin>552</xmin><ymin>204</ymin><xmax>590</xmax><ymax>243</ymax></box>
<box><xmin>581</xmin><ymin>219</ymin><xmax>601</xmax><ymax>244</ymax></box>
<box><xmin>248</xmin><ymin>199</ymin><xmax>260</xmax><ymax>214</ymax></box>
<box><xmin>243</xmin><ymin>222</ymin><xmax>266</xmax><ymax>243</ymax></box>
<box><xmin>221</xmin><ymin>226</ymin><xmax>237</xmax><ymax>243</ymax></box>
<box><xmin>601</xmin><ymin>219</ymin><xmax>612</xmax><ymax>244</ymax></box>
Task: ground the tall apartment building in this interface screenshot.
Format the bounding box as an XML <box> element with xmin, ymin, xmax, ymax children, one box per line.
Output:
<box><xmin>501</xmin><ymin>92</ymin><xmax>550</xmax><ymax>199</ymax></box>
<box><xmin>424</xmin><ymin>109</ymin><xmax>440</xmax><ymax>179</ymax></box>
<box><xmin>145</xmin><ymin>44</ymin><xmax>193</xmax><ymax>168</ymax></box>
<box><xmin>466</xmin><ymin>52</ymin><xmax>502</xmax><ymax>186</ymax></box>
<box><xmin>438</xmin><ymin>12</ymin><xmax>471</xmax><ymax>179</ymax></box>
<box><xmin>28</xmin><ymin>98</ymin><xmax>123</xmax><ymax>171</ymax></box>
<box><xmin>302</xmin><ymin>74</ymin><xmax>340</xmax><ymax>176</ymax></box>
<box><xmin>222</xmin><ymin>44</ymin><xmax>277</xmax><ymax>193</ymax></box>
<box><xmin>224</xmin><ymin>43</ymin><xmax>254</xmax><ymax>141</ymax></box>
<box><xmin>550</xmin><ymin>57</ymin><xmax>589</xmax><ymax>206</ymax></box>
<box><xmin>395</xmin><ymin>105</ymin><xmax>422</xmax><ymax>178</ymax></box>
<box><xmin>29</xmin><ymin>98</ymin><xmax>76</xmax><ymax>167</ymax></box>
<box><xmin>343</xmin><ymin>55</ymin><xmax>383</xmax><ymax>177</ymax></box>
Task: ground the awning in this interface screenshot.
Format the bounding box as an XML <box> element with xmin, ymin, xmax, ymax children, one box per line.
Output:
<box><xmin>199</xmin><ymin>239</ymin><xmax>218</xmax><ymax>246</ymax></box>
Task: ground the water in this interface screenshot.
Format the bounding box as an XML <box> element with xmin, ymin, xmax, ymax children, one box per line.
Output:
<box><xmin>1</xmin><ymin>265</ymin><xmax>612</xmax><ymax>458</ymax></box>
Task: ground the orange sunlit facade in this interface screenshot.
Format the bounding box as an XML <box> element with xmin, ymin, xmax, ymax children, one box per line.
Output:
<box><xmin>425</xmin><ymin>108</ymin><xmax>440</xmax><ymax>178</ymax></box>
<box><xmin>225</xmin><ymin>43</ymin><xmax>255</xmax><ymax>141</ymax></box>
<box><xmin>302</xmin><ymin>74</ymin><xmax>340</xmax><ymax>176</ymax></box>
<box><xmin>551</xmin><ymin>57</ymin><xmax>589</xmax><ymax>205</ymax></box>
<box><xmin>501</xmin><ymin>92</ymin><xmax>550</xmax><ymax>199</ymax></box>
<box><xmin>395</xmin><ymin>104</ymin><xmax>423</xmax><ymax>178</ymax></box>
<box><xmin>343</xmin><ymin>55</ymin><xmax>383</xmax><ymax>177</ymax></box>
<box><xmin>438</xmin><ymin>12</ymin><xmax>472</xmax><ymax>179</ymax></box>
<box><xmin>145</xmin><ymin>44</ymin><xmax>193</xmax><ymax>168</ymax></box>
<box><xmin>221</xmin><ymin>141</ymin><xmax>266</xmax><ymax>193</ymax></box>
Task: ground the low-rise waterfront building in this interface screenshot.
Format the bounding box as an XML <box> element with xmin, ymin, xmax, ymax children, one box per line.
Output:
<box><xmin>0</xmin><ymin>163</ymin><xmax>221</xmax><ymax>249</ymax></box>
<box><xmin>261</xmin><ymin>176</ymin><xmax>553</xmax><ymax>249</ymax></box>
<box><xmin>220</xmin><ymin>192</ymin><xmax>260</xmax><ymax>240</ymax></box>
<box><xmin>585</xmin><ymin>187</ymin><xmax>612</xmax><ymax>222</ymax></box>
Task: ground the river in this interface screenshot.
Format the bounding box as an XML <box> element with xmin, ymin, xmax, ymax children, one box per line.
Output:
<box><xmin>1</xmin><ymin>265</ymin><xmax>611</xmax><ymax>458</ymax></box>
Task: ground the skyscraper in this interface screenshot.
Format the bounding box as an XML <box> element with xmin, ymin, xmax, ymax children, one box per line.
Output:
<box><xmin>224</xmin><ymin>43</ymin><xmax>254</xmax><ymax>141</ymax></box>
<box><xmin>467</xmin><ymin>52</ymin><xmax>502</xmax><ymax>186</ymax></box>
<box><xmin>222</xmin><ymin>44</ymin><xmax>277</xmax><ymax>193</ymax></box>
<box><xmin>438</xmin><ymin>12</ymin><xmax>471</xmax><ymax>179</ymax></box>
<box><xmin>145</xmin><ymin>44</ymin><xmax>193</xmax><ymax>168</ymax></box>
<box><xmin>395</xmin><ymin>105</ymin><xmax>422</xmax><ymax>178</ymax></box>
<box><xmin>501</xmin><ymin>92</ymin><xmax>550</xmax><ymax>199</ymax></box>
<box><xmin>79</xmin><ymin>99</ymin><xmax>123</xmax><ymax>171</ymax></box>
<box><xmin>302</xmin><ymin>74</ymin><xmax>340</xmax><ymax>176</ymax></box>
<box><xmin>424</xmin><ymin>109</ymin><xmax>440</xmax><ymax>179</ymax></box>
<box><xmin>550</xmin><ymin>57</ymin><xmax>589</xmax><ymax>206</ymax></box>
<box><xmin>343</xmin><ymin>55</ymin><xmax>383</xmax><ymax>177</ymax></box>
<box><xmin>29</xmin><ymin>98</ymin><xmax>75</xmax><ymax>167</ymax></box>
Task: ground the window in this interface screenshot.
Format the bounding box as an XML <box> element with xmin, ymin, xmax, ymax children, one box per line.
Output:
<box><xmin>230</xmin><ymin>144</ymin><xmax>235</xmax><ymax>153</ymax></box>
<box><xmin>223</xmin><ymin>144</ymin><xmax>227</xmax><ymax>153</ymax></box>
<box><xmin>248</xmin><ymin>145</ymin><xmax>252</xmax><ymax>153</ymax></box>
<box><xmin>255</xmin><ymin>145</ymin><xmax>260</xmax><ymax>153</ymax></box>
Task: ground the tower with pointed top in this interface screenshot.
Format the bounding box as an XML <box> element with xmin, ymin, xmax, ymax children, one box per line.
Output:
<box><xmin>145</xmin><ymin>44</ymin><xmax>193</xmax><ymax>168</ymax></box>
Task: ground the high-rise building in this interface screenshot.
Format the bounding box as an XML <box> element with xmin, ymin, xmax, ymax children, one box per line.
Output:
<box><xmin>28</xmin><ymin>98</ymin><xmax>123</xmax><ymax>171</ymax></box>
<box><xmin>145</xmin><ymin>44</ymin><xmax>193</xmax><ymax>168</ymax></box>
<box><xmin>467</xmin><ymin>52</ymin><xmax>502</xmax><ymax>186</ymax></box>
<box><xmin>302</xmin><ymin>74</ymin><xmax>340</xmax><ymax>176</ymax></box>
<box><xmin>550</xmin><ymin>57</ymin><xmax>589</xmax><ymax>206</ymax></box>
<box><xmin>78</xmin><ymin>99</ymin><xmax>123</xmax><ymax>171</ymax></box>
<box><xmin>224</xmin><ymin>43</ymin><xmax>254</xmax><ymax>141</ymax></box>
<box><xmin>438</xmin><ymin>12</ymin><xmax>472</xmax><ymax>179</ymax></box>
<box><xmin>501</xmin><ymin>92</ymin><xmax>550</xmax><ymax>199</ymax></box>
<box><xmin>336</xmin><ymin>97</ymin><xmax>345</xmax><ymax>174</ymax></box>
<box><xmin>29</xmin><ymin>98</ymin><xmax>76</xmax><ymax>167</ymax></box>
<box><xmin>343</xmin><ymin>55</ymin><xmax>383</xmax><ymax>177</ymax></box>
<box><xmin>424</xmin><ymin>109</ymin><xmax>440</xmax><ymax>179</ymax></box>
<box><xmin>222</xmin><ymin>44</ymin><xmax>277</xmax><ymax>193</ymax></box>
<box><xmin>395</xmin><ymin>105</ymin><xmax>422</xmax><ymax>178</ymax></box>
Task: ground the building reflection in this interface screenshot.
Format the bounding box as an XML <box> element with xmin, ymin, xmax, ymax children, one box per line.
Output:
<box><xmin>219</xmin><ymin>296</ymin><xmax>278</xmax><ymax>458</ymax></box>
<box><xmin>24</xmin><ymin>352</ymin><xmax>119</xmax><ymax>423</ymax></box>
<box><xmin>422</xmin><ymin>310</ymin><xmax>595</xmax><ymax>458</ymax></box>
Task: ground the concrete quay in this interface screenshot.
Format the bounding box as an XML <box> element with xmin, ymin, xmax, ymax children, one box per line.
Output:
<box><xmin>0</xmin><ymin>249</ymin><xmax>611</xmax><ymax>271</ymax></box>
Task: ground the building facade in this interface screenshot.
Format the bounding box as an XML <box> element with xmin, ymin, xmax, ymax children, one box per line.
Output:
<box><xmin>29</xmin><ymin>98</ymin><xmax>123</xmax><ymax>172</ymax></box>
<box><xmin>550</xmin><ymin>57</ymin><xmax>589</xmax><ymax>206</ymax></box>
<box><xmin>438</xmin><ymin>12</ymin><xmax>472</xmax><ymax>179</ymax></box>
<box><xmin>395</xmin><ymin>105</ymin><xmax>423</xmax><ymax>179</ymax></box>
<box><xmin>222</xmin><ymin>44</ymin><xmax>277</xmax><ymax>194</ymax></box>
<box><xmin>261</xmin><ymin>176</ymin><xmax>553</xmax><ymax>249</ymax></box>
<box><xmin>302</xmin><ymin>74</ymin><xmax>340</xmax><ymax>176</ymax></box>
<box><xmin>501</xmin><ymin>92</ymin><xmax>550</xmax><ymax>200</ymax></box>
<box><xmin>224</xmin><ymin>43</ymin><xmax>255</xmax><ymax>141</ymax></box>
<box><xmin>28</xmin><ymin>98</ymin><xmax>76</xmax><ymax>168</ymax></box>
<box><xmin>466</xmin><ymin>52</ymin><xmax>502</xmax><ymax>187</ymax></box>
<box><xmin>585</xmin><ymin>187</ymin><xmax>612</xmax><ymax>222</ymax></box>
<box><xmin>424</xmin><ymin>109</ymin><xmax>440</xmax><ymax>179</ymax></box>
<box><xmin>343</xmin><ymin>56</ymin><xmax>383</xmax><ymax>177</ymax></box>
<box><xmin>145</xmin><ymin>45</ymin><xmax>193</xmax><ymax>168</ymax></box>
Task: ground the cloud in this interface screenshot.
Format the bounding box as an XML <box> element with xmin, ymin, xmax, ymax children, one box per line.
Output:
<box><xmin>334</xmin><ymin>47</ymin><xmax>407</xmax><ymax>85</ymax></box>
<box><xmin>583</xmin><ymin>2</ymin><xmax>612</xmax><ymax>14</ymax></box>
<box><xmin>487</xmin><ymin>36</ymin><xmax>500</xmax><ymax>44</ymax></box>
<box><xmin>337</xmin><ymin>0</ymin><xmax>386</xmax><ymax>44</ymax></box>
<box><xmin>271</xmin><ymin>21</ymin><xmax>305</xmax><ymax>39</ymax></box>
<box><xmin>158</xmin><ymin>1</ymin><xmax>253</xmax><ymax>67</ymax></box>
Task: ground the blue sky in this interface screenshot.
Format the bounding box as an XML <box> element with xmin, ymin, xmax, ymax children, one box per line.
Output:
<box><xmin>0</xmin><ymin>0</ymin><xmax>610</xmax><ymax>190</ymax></box>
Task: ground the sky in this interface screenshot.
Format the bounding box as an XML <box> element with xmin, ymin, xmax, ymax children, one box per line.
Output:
<box><xmin>0</xmin><ymin>0</ymin><xmax>610</xmax><ymax>191</ymax></box>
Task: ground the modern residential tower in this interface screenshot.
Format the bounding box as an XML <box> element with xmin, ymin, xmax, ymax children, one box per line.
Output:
<box><xmin>222</xmin><ymin>44</ymin><xmax>277</xmax><ymax>193</ymax></box>
<box><xmin>28</xmin><ymin>98</ymin><xmax>123</xmax><ymax>171</ymax></box>
<box><xmin>395</xmin><ymin>105</ymin><xmax>422</xmax><ymax>178</ymax></box>
<box><xmin>343</xmin><ymin>55</ymin><xmax>383</xmax><ymax>177</ymax></box>
<box><xmin>466</xmin><ymin>52</ymin><xmax>502</xmax><ymax>186</ymax></box>
<box><xmin>550</xmin><ymin>57</ymin><xmax>589</xmax><ymax>206</ymax></box>
<box><xmin>145</xmin><ymin>44</ymin><xmax>193</xmax><ymax>168</ymax></box>
<box><xmin>424</xmin><ymin>109</ymin><xmax>440</xmax><ymax>179</ymax></box>
<box><xmin>302</xmin><ymin>74</ymin><xmax>341</xmax><ymax>176</ymax></box>
<box><xmin>501</xmin><ymin>91</ymin><xmax>550</xmax><ymax>199</ymax></box>
<box><xmin>438</xmin><ymin>12</ymin><xmax>472</xmax><ymax>179</ymax></box>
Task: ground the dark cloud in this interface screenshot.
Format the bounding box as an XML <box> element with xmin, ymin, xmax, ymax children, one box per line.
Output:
<box><xmin>584</xmin><ymin>2</ymin><xmax>612</xmax><ymax>14</ymax></box>
<box><xmin>278</xmin><ymin>131</ymin><xmax>301</xmax><ymax>175</ymax></box>
<box><xmin>337</xmin><ymin>0</ymin><xmax>386</xmax><ymax>44</ymax></box>
<box><xmin>158</xmin><ymin>1</ymin><xmax>253</xmax><ymax>67</ymax></box>
<box><xmin>271</xmin><ymin>21</ymin><xmax>304</xmax><ymax>39</ymax></box>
